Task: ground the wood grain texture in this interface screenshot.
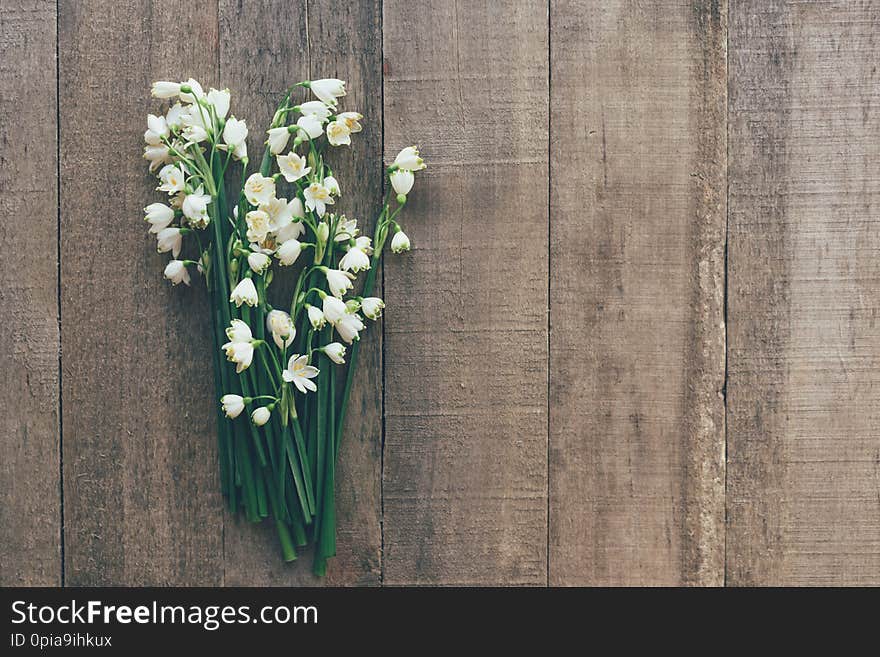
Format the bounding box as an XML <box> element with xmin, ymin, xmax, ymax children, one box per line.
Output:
<box><xmin>0</xmin><ymin>0</ymin><xmax>61</xmax><ymax>586</ymax></box>
<box><xmin>549</xmin><ymin>0</ymin><xmax>727</xmax><ymax>585</ymax></box>
<box><xmin>382</xmin><ymin>0</ymin><xmax>549</xmax><ymax>585</ymax></box>
<box><xmin>219</xmin><ymin>0</ymin><xmax>383</xmax><ymax>585</ymax></box>
<box><xmin>727</xmin><ymin>0</ymin><xmax>880</xmax><ymax>585</ymax></box>
<box><xmin>59</xmin><ymin>0</ymin><xmax>223</xmax><ymax>585</ymax></box>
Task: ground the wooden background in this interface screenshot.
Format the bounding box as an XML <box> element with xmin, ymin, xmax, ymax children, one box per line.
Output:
<box><xmin>2</xmin><ymin>0</ymin><xmax>879</xmax><ymax>586</ymax></box>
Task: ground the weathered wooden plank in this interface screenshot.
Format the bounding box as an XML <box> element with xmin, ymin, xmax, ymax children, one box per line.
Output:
<box><xmin>59</xmin><ymin>0</ymin><xmax>223</xmax><ymax>585</ymax></box>
<box><xmin>548</xmin><ymin>1</ymin><xmax>727</xmax><ymax>585</ymax></box>
<box><xmin>382</xmin><ymin>0</ymin><xmax>549</xmax><ymax>585</ymax></box>
<box><xmin>219</xmin><ymin>0</ymin><xmax>383</xmax><ymax>585</ymax></box>
<box><xmin>0</xmin><ymin>0</ymin><xmax>61</xmax><ymax>586</ymax></box>
<box><xmin>727</xmin><ymin>0</ymin><xmax>880</xmax><ymax>585</ymax></box>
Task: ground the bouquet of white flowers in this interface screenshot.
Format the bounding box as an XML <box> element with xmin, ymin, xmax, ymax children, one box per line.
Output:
<box><xmin>143</xmin><ymin>77</ymin><xmax>424</xmax><ymax>575</ymax></box>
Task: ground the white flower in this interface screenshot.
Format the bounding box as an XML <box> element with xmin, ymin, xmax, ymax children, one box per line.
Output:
<box><xmin>225</xmin><ymin>319</ymin><xmax>253</xmax><ymax>343</ymax></box>
<box><xmin>355</xmin><ymin>235</ymin><xmax>373</xmax><ymax>254</ymax></box>
<box><xmin>266</xmin><ymin>309</ymin><xmax>295</xmax><ymax>349</ymax></box>
<box><xmin>276</xmin><ymin>239</ymin><xmax>302</xmax><ymax>266</ymax></box>
<box><xmin>163</xmin><ymin>260</ymin><xmax>190</xmax><ymax>286</ymax></box>
<box><xmin>277</xmin><ymin>152</ymin><xmax>311</xmax><ymax>183</ymax></box>
<box><xmin>145</xmin><ymin>114</ymin><xmax>169</xmax><ymax>143</ymax></box>
<box><xmin>157</xmin><ymin>164</ymin><xmax>186</xmax><ymax>194</ymax></box>
<box><xmin>156</xmin><ymin>227</ymin><xmax>184</xmax><ymax>257</ymax></box>
<box><xmin>220</xmin><ymin>394</ymin><xmax>245</xmax><ymax>419</ymax></box>
<box><xmin>326</xmin><ymin>119</ymin><xmax>351</xmax><ymax>146</ymax></box>
<box><xmin>339</xmin><ymin>246</ymin><xmax>371</xmax><ymax>273</ymax></box>
<box><xmin>275</xmin><ymin>219</ymin><xmax>305</xmax><ymax>243</ymax></box>
<box><xmin>179</xmin><ymin>78</ymin><xmax>204</xmax><ymax>104</ymax></box>
<box><xmin>361</xmin><ymin>297</ymin><xmax>385</xmax><ymax>320</ymax></box>
<box><xmin>181</xmin><ymin>186</ymin><xmax>211</xmax><ymax>225</ymax></box>
<box><xmin>248</xmin><ymin>251</ymin><xmax>271</xmax><ymax>274</ymax></box>
<box><xmin>244</xmin><ymin>174</ymin><xmax>276</xmax><ymax>206</ymax></box>
<box><xmin>391</xmin><ymin>230</ymin><xmax>411</xmax><ymax>253</ymax></box>
<box><xmin>323</xmin><ymin>176</ymin><xmax>341</xmax><ymax>196</ymax></box>
<box><xmin>229</xmin><ymin>277</ymin><xmax>259</xmax><ymax>307</ymax></box>
<box><xmin>245</xmin><ymin>210</ymin><xmax>271</xmax><ymax>243</ymax></box>
<box><xmin>390</xmin><ymin>169</ymin><xmax>414</xmax><ymax>196</ymax></box>
<box><xmin>324</xmin><ymin>268</ymin><xmax>354</xmax><ymax>298</ymax></box>
<box><xmin>304</xmin><ymin>182</ymin><xmax>334</xmax><ymax>217</ymax></box>
<box><xmin>282</xmin><ymin>354</ymin><xmax>319</xmax><ymax>394</ymax></box>
<box><xmin>166</xmin><ymin>103</ymin><xmax>187</xmax><ymax>129</ymax></box>
<box><xmin>251</xmin><ymin>406</ymin><xmax>271</xmax><ymax>426</ymax></box>
<box><xmin>266</xmin><ymin>126</ymin><xmax>292</xmax><ymax>154</ymax></box>
<box><xmin>143</xmin><ymin>144</ymin><xmax>171</xmax><ymax>171</ymax></box>
<box><xmin>309</xmin><ymin>78</ymin><xmax>346</xmax><ymax>105</ymax></box>
<box><xmin>393</xmin><ymin>146</ymin><xmax>426</xmax><ymax>171</ymax></box>
<box><xmin>335</xmin><ymin>312</ymin><xmax>364</xmax><ymax>344</ymax></box>
<box><xmin>206</xmin><ymin>88</ymin><xmax>231</xmax><ymax>120</ymax></box>
<box><xmin>144</xmin><ymin>203</ymin><xmax>175</xmax><ymax>233</ymax></box>
<box><xmin>321</xmin><ymin>342</ymin><xmax>346</xmax><ymax>364</ymax></box>
<box><xmin>321</xmin><ymin>294</ymin><xmax>348</xmax><ymax>324</ymax></box>
<box><xmin>316</xmin><ymin>222</ymin><xmax>330</xmax><ymax>245</ymax></box>
<box><xmin>297</xmin><ymin>100</ymin><xmax>333</xmax><ymax>121</ymax></box>
<box><xmin>296</xmin><ymin>114</ymin><xmax>324</xmax><ymax>139</ymax></box>
<box><xmin>307</xmin><ymin>305</ymin><xmax>326</xmax><ymax>330</ymax></box>
<box><xmin>223</xmin><ymin>340</ymin><xmax>254</xmax><ymax>373</ymax></box>
<box><xmin>151</xmin><ymin>81</ymin><xmax>181</xmax><ymax>98</ymax></box>
<box><xmin>334</xmin><ymin>217</ymin><xmax>358</xmax><ymax>241</ymax></box>
<box><xmin>262</xmin><ymin>196</ymin><xmax>299</xmax><ymax>233</ymax></box>
<box><xmin>337</xmin><ymin>111</ymin><xmax>363</xmax><ymax>133</ymax></box>
<box><xmin>223</xmin><ymin>117</ymin><xmax>248</xmax><ymax>160</ymax></box>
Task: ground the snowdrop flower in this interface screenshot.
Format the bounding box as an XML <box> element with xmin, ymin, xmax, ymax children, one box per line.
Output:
<box><xmin>266</xmin><ymin>309</ymin><xmax>295</xmax><ymax>349</ymax></box>
<box><xmin>326</xmin><ymin>119</ymin><xmax>351</xmax><ymax>146</ymax></box>
<box><xmin>244</xmin><ymin>173</ymin><xmax>275</xmax><ymax>206</ymax></box>
<box><xmin>296</xmin><ymin>114</ymin><xmax>324</xmax><ymax>139</ymax></box>
<box><xmin>182</xmin><ymin>186</ymin><xmax>211</xmax><ymax>226</ymax></box>
<box><xmin>393</xmin><ymin>146</ymin><xmax>426</xmax><ymax>171</ymax></box>
<box><xmin>223</xmin><ymin>339</ymin><xmax>254</xmax><ymax>373</ymax></box>
<box><xmin>390</xmin><ymin>169</ymin><xmax>414</xmax><ymax>196</ymax></box>
<box><xmin>321</xmin><ymin>342</ymin><xmax>346</xmax><ymax>364</ymax></box>
<box><xmin>152</xmin><ymin>80</ymin><xmax>182</xmax><ymax>98</ymax></box>
<box><xmin>361</xmin><ymin>297</ymin><xmax>385</xmax><ymax>320</ymax></box>
<box><xmin>334</xmin><ymin>217</ymin><xmax>358</xmax><ymax>241</ymax></box>
<box><xmin>206</xmin><ymin>88</ymin><xmax>231</xmax><ymax>120</ymax></box>
<box><xmin>178</xmin><ymin>78</ymin><xmax>204</xmax><ymax>104</ymax></box>
<box><xmin>222</xmin><ymin>117</ymin><xmax>248</xmax><ymax>160</ymax></box>
<box><xmin>166</xmin><ymin>103</ymin><xmax>187</xmax><ymax>129</ymax></box>
<box><xmin>276</xmin><ymin>239</ymin><xmax>303</xmax><ymax>266</ymax></box>
<box><xmin>339</xmin><ymin>245</ymin><xmax>371</xmax><ymax>273</ymax></box>
<box><xmin>323</xmin><ymin>176</ymin><xmax>341</xmax><ymax>196</ymax></box>
<box><xmin>221</xmin><ymin>394</ymin><xmax>245</xmax><ymax>419</ymax></box>
<box><xmin>266</xmin><ymin>126</ymin><xmax>292</xmax><ymax>154</ymax></box>
<box><xmin>143</xmin><ymin>144</ymin><xmax>171</xmax><ymax>171</ymax></box>
<box><xmin>157</xmin><ymin>164</ymin><xmax>186</xmax><ymax>194</ymax></box>
<box><xmin>307</xmin><ymin>305</ymin><xmax>326</xmax><ymax>330</ymax></box>
<box><xmin>245</xmin><ymin>210</ymin><xmax>271</xmax><ymax>243</ymax></box>
<box><xmin>308</xmin><ymin>78</ymin><xmax>346</xmax><ymax>105</ymax></box>
<box><xmin>225</xmin><ymin>318</ymin><xmax>253</xmax><ymax>343</ymax></box>
<box><xmin>156</xmin><ymin>227</ymin><xmax>184</xmax><ymax>257</ymax></box>
<box><xmin>337</xmin><ymin>111</ymin><xmax>363</xmax><ymax>133</ymax></box>
<box><xmin>321</xmin><ymin>294</ymin><xmax>348</xmax><ymax>324</ymax></box>
<box><xmin>335</xmin><ymin>312</ymin><xmax>364</xmax><ymax>344</ymax></box>
<box><xmin>229</xmin><ymin>277</ymin><xmax>259</xmax><ymax>307</ymax></box>
<box><xmin>277</xmin><ymin>152</ymin><xmax>310</xmax><ymax>183</ymax></box>
<box><xmin>391</xmin><ymin>230</ymin><xmax>411</xmax><ymax>253</ymax></box>
<box><xmin>164</xmin><ymin>260</ymin><xmax>191</xmax><ymax>286</ymax></box>
<box><xmin>144</xmin><ymin>202</ymin><xmax>175</xmax><ymax>233</ymax></box>
<box><xmin>262</xmin><ymin>197</ymin><xmax>299</xmax><ymax>232</ymax></box>
<box><xmin>296</xmin><ymin>100</ymin><xmax>333</xmax><ymax>121</ymax></box>
<box><xmin>304</xmin><ymin>182</ymin><xmax>334</xmax><ymax>217</ymax></box>
<box><xmin>275</xmin><ymin>219</ymin><xmax>305</xmax><ymax>243</ymax></box>
<box><xmin>355</xmin><ymin>235</ymin><xmax>373</xmax><ymax>254</ymax></box>
<box><xmin>251</xmin><ymin>406</ymin><xmax>271</xmax><ymax>426</ymax></box>
<box><xmin>323</xmin><ymin>268</ymin><xmax>354</xmax><ymax>298</ymax></box>
<box><xmin>145</xmin><ymin>114</ymin><xmax>169</xmax><ymax>143</ymax></box>
<box><xmin>282</xmin><ymin>354</ymin><xmax>319</xmax><ymax>394</ymax></box>
<box><xmin>247</xmin><ymin>251</ymin><xmax>271</xmax><ymax>274</ymax></box>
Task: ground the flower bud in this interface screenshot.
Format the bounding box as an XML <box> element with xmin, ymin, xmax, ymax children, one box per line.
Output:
<box><xmin>252</xmin><ymin>406</ymin><xmax>271</xmax><ymax>426</ymax></box>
